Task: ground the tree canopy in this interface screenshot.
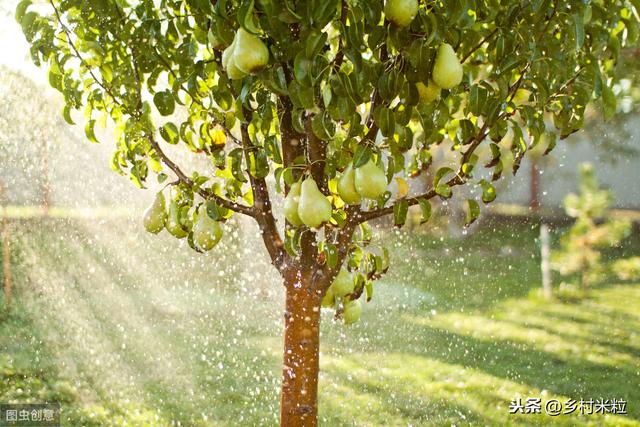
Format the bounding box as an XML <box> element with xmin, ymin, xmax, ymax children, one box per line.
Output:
<box><xmin>16</xmin><ymin>0</ymin><xmax>640</xmax><ymax>297</ymax></box>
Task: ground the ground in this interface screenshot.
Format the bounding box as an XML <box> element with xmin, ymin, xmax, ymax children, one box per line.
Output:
<box><xmin>0</xmin><ymin>216</ymin><xmax>638</xmax><ymax>426</ymax></box>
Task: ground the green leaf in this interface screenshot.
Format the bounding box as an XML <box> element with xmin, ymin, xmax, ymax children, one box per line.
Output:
<box><xmin>359</xmin><ymin>222</ymin><xmax>372</xmax><ymax>243</ymax></box>
<box><xmin>85</xmin><ymin>119</ymin><xmax>99</xmax><ymax>143</ymax></box>
<box><xmin>435</xmin><ymin>184</ymin><xmax>452</xmax><ymax>199</ymax></box>
<box><xmin>305</xmin><ymin>30</ymin><xmax>327</xmax><ymax>59</ymax></box>
<box><xmin>417</xmin><ymin>198</ymin><xmax>431</xmax><ymax>224</ymax></box>
<box><xmin>160</xmin><ymin>122</ymin><xmax>179</xmax><ymax>144</ymax></box>
<box><xmin>288</xmin><ymin>81</ymin><xmax>315</xmax><ymax>109</ymax></box>
<box><xmin>206</xmin><ymin>200</ymin><xmax>224</xmax><ymax>220</ymax></box>
<box><xmin>249</xmin><ymin>151</ymin><xmax>270</xmax><ymax>179</ymax></box>
<box><xmin>325</xmin><ymin>243</ymin><xmax>338</xmax><ymax>268</ymax></box>
<box><xmin>393</xmin><ymin>200</ymin><xmax>408</xmax><ymax>227</ymax></box>
<box><xmin>485</xmin><ymin>143</ymin><xmax>501</xmax><ymax>167</ymax></box>
<box><xmin>237</xmin><ymin>0</ymin><xmax>259</xmax><ymax>33</ymax></box>
<box><xmin>543</xmin><ymin>132</ymin><xmax>557</xmax><ymax>155</ymax></box>
<box><xmin>15</xmin><ymin>0</ymin><xmax>31</xmax><ymax>23</ymax></box>
<box><xmin>291</xmin><ymin>109</ymin><xmax>306</xmax><ymax>134</ymax></box>
<box><xmin>365</xmin><ymin>281</ymin><xmax>373</xmax><ymax>302</ymax></box>
<box><xmin>229</xmin><ymin>148</ymin><xmax>248</xmax><ymax>182</ymax></box>
<box><xmin>574</xmin><ymin>12</ymin><xmax>585</xmax><ymax>50</ymax></box>
<box><xmin>311</xmin><ymin>112</ymin><xmax>335</xmax><ymax>141</ymax></box>
<box><xmin>284</xmin><ymin>232</ymin><xmax>298</xmax><ymax>257</ymax></box>
<box><xmin>433</xmin><ymin>167</ymin><xmax>455</xmax><ymax>188</ymax></box>
<box><xmin>294</xmin><ymin>50</ymin><xmax>312</xmax><ymax>84</ymax></box>
<box><xmin>321</xmin><ymin>84</ymin><xmax>332</xmax><ymax>108</ymax></box>
<box><xmin>352</xmin><ymin>145</ymin><xmax>372</xmax><ymax>168</ymax></box>
<box><xmin>21</xmin><ymin>11</ymin><xmax>38</xmax><ymax>42</ymax></box>
<box><xmin>62</xmin><ymin>105</ymin><xmax>75</xmax><ymax>125</ymax></box>
<box><xmin>312</xmin><ymin>0</ymin><xmax>338</xmax><ymax>27</ymax></box>
<box><xmin>264</xmin><ymin>67</ymin><xmax>289</xmax><ymax>96</ymax></box>
<box><xmin>602</xmin><ymin>84</ymin><xmax>616</xmax><ymax>121</ymax></box>
<box><xmin>154</xmin><ymin>90</ymin><xmax>175</xmax><ymax>116</ymax></box>
<box><xmin>491</xmin><ymin>160</ymin><xmax>503</xmax><ymax>182</ymax></box>
<box><xmin>479</xmin><ymin>179</ymin><xmax>497</xmax><ymax>203</ymax></box>
<box><xmin>465</xmin><ymin>199</ymin><xmax>480</xmax><ymax>226</ymax></box>
<box><xmin>373</xmin><ymin>106</ymin><xmax>395</xmax><ymax>137</ymax></box>
<box><xmin>468</xmin><ymin>85</ymin><xmax>488</xmax><ymax>116</ymax></box>
<box><xmin>373</xmin><ymin>254</ymin><xmax>383</xmax><ymax>273</ymax></box>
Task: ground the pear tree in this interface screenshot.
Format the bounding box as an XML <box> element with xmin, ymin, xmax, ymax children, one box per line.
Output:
<box><xmin>17</xmin><ymin>0</ymin><xmax>639</xmax><ymax>425</ymax></box>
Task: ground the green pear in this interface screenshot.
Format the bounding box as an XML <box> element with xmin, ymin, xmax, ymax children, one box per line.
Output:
<box><xmin>321</xmin><ymin>287</ymin><xmax>335</xmax><ymax>308</ymax></box>
<box><xmin>284</xmin><ymin>180</ymin><xmax>303</xmax><ymax>227</ymax></box>
<box><xmin>331</xmin><ymin>268</ymin><xmax>354</xmax><ymax>297</ymax></box>
<box><xmin>432</xmin><ymin>43</ymin><xmax>463</xmax><ymax>89</ymax></box>
<box><xmin>384</xmin><ymin>0</ymin><xmax>419</xmax><ymax>28</ymax></box>
<box><xmin>233</xmin><ymin>28</ymin><xmax>269</xmax><ymax>74</ymax></box>
<box><xmin>298</xmin><ymin>177</ymin><xmax>332</xmax><ymax>229</ymax></box>
<box><xmin>354</xmin><ymin>159</ymin><xmax>387</xmax><ymax>200</ymax></box>
<box><xmin>226</xmin><ymin>58</ymin><xmax>246</xmax><ymax>80</ymax></box>
<box><xmin>337</xmin><ymin>164</ymin><xmax>362</xmax><ymax>205</ymax></box>
<box><xmin>165</xmin><ymin>200</ymin><xmax>189</xmax><ymax>239</ymax></box>
<box><xmin>222</xmin><ymin>35</ymin><xmax>247</xmax><ymax>80</ymax></box>
<box><xmin>343</xmin><ymin>300</ymin><xmax>362</xmax><ymax>325</ymax></box>
<box><xmin>143</xmin><ymin>192</ymin><xmax>167</xmax><ymax>234</ymax></box>
<box><xmin>416</xmin><ymin>80</ymin><xmax>441</xmax><ymax>104</ymax></box>
<box><xmin>193</xmin><ymin>205</ymin><xmax>223</xmax><ymax>251</ymax></box>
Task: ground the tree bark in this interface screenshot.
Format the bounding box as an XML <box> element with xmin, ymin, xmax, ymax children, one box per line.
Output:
<box><xmin>2</xmin><ymin>220</ymin><xmax>10</xmax><ymax>312</ymax></box>
<box><xmin>539</xmin><ymin>223</ymin><xmax>552</xmax><ymax>299</ymax></box>
<box><xmin>280</xmin><ymin>267</ymin><xmax>322</xmax><ymax>427</ymax></box>
<box><xmin>529</xmin><ymin>159</ymin><xmax>540</xmax><ymax>211</ymax></box>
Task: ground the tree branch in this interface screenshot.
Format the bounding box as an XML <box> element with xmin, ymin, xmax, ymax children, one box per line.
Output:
<box><xmin>362</xmin><ymin>43</ymin><xmax>389</xmax><ymax>142</ymax></box>
<box><xmin>304</xmin><ymin>115</ymin><xmax>328</xmax><ymax>193</ymax></box>
<box><xmin>353</xmin><ymin>124</ymin><xmax>489</xmax><ymax>224</ymax></box>
<box><xmin>239</xmin><ymin>122</ymin><xmax>287</xmax><ymax>272</ymax></box>
<box><xmin>53</xmin><ymin>1</ymin><xmax>255</xmax><ymax>218</ymax></box>
<box><xmin>279</xmin><ymin>95</ymin><xmax>305</xmax><ymax>185</ymax></box>
<box><xmin>332</xmin><ymin>0</ymin><xmax>349</xmax><ymax>70</ymax></box>
<box><xmin>147</xmin><ymin>136</ymin><xmax>254</xmax><ymax>216</ymax></box>
<box><xmin>352</xmin><ymin>52</ymin><xmax>547</xmax><ymax>225</ymax></box>
<box><xmin>50</xmin><ymin>1</ymin><xmax>123</xmax><ymax>108</ymax></box>
<box><xmin>461</xmin><ymin>27</ymin><xmax>499</xmax><ymax>63</ymax></box>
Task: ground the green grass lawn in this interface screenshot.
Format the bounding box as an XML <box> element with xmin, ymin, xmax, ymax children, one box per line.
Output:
<box><xmin>0</xmin><ymin>217</ymin><xmax>638</xmax><ymax>426</ymax></box>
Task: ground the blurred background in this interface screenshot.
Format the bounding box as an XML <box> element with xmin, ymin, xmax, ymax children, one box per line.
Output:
<box><xmin>1</xmin><ymin>3</ymin><xmax>639</xmax><ymax>426</ymax></box>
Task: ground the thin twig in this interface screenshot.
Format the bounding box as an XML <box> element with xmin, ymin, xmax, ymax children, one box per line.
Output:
<box><xmin>49</xmin><ymin>1</ymin><xmax>123</xmax><ymax>107</ymax></box>
<box><xmin>147</xmin><ymin>135</ymin><xmax>254</xmax><ymax>216</ymax></box>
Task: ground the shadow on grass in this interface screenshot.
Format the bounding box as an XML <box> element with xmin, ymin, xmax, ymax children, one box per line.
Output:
<box><xmin>317</xmin><ymin>280</ymin><xmax>640</xmax><ymax>424</ymax></box>
<box><xmin>319</xmin><ymin>364</ymin><xmax>493</xmax><ymax>426</ymax></box>
<box><xmin>3</xmin><ymin>218</ymin><xmax>640</xmax><ymax>426</ymax></box>
<box><xmin>8</xmin><ymin>218</ymin><xmax>284</xmax><ymax>426</ymax></box>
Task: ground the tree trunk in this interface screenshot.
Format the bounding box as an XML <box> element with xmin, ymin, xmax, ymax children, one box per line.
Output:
<box><xmin>280</xmin><ymin>267</ymin><xmax>322</xmax><ymax>427</ymax></box>
<box><xmin>529</xmin><ymin>159</ymin><xmax>540</xmax><ymax>211</ymax></box>
<box><xmin>41</xmin><ymin>139</ymin><xmax>51</xmax><ymax>216</ymax></box>
<box><xmin>2</xmin><ymin>222</ymin><xmax>11</xmax><ymax>312</ymax></box>
<box><xmin>539</xmin><ymin>223</ymin><xmax>552</xmax><ymax>299</ymax></box>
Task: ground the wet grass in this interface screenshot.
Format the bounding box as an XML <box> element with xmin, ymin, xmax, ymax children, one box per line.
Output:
<box><xmin>0</xmin><ymin>217</ymin><xmax>639</xmax><ymax>426</ymax></box>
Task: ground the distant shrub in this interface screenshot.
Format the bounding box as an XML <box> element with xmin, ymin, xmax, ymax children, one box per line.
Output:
<box><xmin>612</xmin><ymin>257</ymin><xmax>640</xmax><ymax>281</ymax></box>
<box><xmin>551</xmin><ymin>163</ymin><xmax>631</xmax><ymax>289</ymax></box>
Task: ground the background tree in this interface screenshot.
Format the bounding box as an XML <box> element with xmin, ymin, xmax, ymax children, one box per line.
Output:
<box><xmin>17</xmin><ymin>0</ymin><xmax>639</xmax><ymax>425</ymax></box>
<box><xmin>551</xmin><ymin>162</ymin><xmax>631</xmax><ymax>290</ymax></box>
